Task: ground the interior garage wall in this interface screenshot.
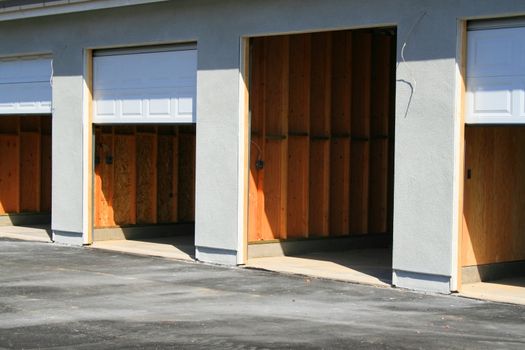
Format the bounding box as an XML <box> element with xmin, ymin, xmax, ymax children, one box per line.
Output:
<box><xmin>462</xmin><ymin>126</ymin><xmax>525</xmax><ymax>266</ymax></box>
<box><xmin>94</xmin><ymin>125</ymin><xmax>195</xmax><ymax>228</ymax></box>
<box><xmin>1</xmin><ymin>0</ymin><xmax>525</xmax><ymax>291</ymax></box>
<box><xmin>248</xmin><ymin>29</ymin><xmax>394</xmax><ymax>242</ymax></box>
<box><xmin>0</xmin><ymin>116</ymin><xmax>51</xmax><ymax>216</ymax></box>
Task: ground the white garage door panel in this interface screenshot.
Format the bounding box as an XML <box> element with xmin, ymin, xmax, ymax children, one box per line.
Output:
<box><xmin>93</xmin><ymin>49</ymin><xmax>197</xmax><ymax>123</ymax></box>
<box><xmin>0</xmin><ymin>58</ymin><xmax>52</xmax><ymax>114</ymax></box>
<box><xmin>466</xmin><ymin>27</ymin><xmax>525</xmax><ymax>123</ymax></box>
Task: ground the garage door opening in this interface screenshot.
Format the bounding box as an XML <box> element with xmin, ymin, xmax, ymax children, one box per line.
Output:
<box><xmin>0</xmin><ymin>56</ymin><xmax>52</xmax><ymax>241</ymax></box>
<box><xmin>461</xmin><ymin>22</ymin><xmax>525</xmax><ymax>304</ymax></box>
<box><xmin>462</xmin><ymin>126</ymin><xmax>525</xmax><ymax>302</ymax></box>
<box><xmin>89</xmin><ymin>45</ymin><xmax>197</xmax><ymax>260</ymax></box>
<box><xmin>246</xmin><ymin>28</ymin><xmax>396</xmax><ymax>286</ymax></box>
<box><xmin>91</xmin><ymin>124</ymin><xmax>195</xmax><ymax>259</ymax></box>
<box><xmin>0</xmin><ymin>116</ymin><xmax>52</xmax><ymax>240</ymax></box>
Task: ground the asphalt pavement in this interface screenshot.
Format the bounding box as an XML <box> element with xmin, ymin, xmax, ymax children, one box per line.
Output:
<box><xmin>0</xmin><ymin>238</ymin><xmax>524</xmax><ymax>349</ymax></box>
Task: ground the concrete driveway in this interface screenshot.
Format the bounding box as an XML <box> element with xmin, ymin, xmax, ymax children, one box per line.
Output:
<box><xmin>0</xmin><ymin>238</ymin><xmax>524</xmax><ymax>349</ymax></box>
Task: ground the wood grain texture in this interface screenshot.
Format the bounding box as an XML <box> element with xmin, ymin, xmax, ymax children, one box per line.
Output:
<box><xmin>329</xmin><ymin>138</ymin><xmax>351</xmax><ymax>236</ymax></box>
<box><xmin>0</xmin><ymin>135</ymin><xmax>20</xmax><ymax>214</ymax></box>
<box><xmin>178</xmin><ymin>130</ymin><xmax>196</xmax><ymax>222</ymax></box>
<box><xmin>310</xmin><ymin>32</ymin><xmax>332</xmax><ymax>136</ymax></box>
<box><xmin>308</xmin><ymin>32</ymin><xmax>332</xmax><ymax>238</ymax></box>
<box><xmin>287</xmin><ymin>136</ymin><xmax>309</xmax><ymax>238</ymax></box>
<box><xmin>94</xmin><ymin>130</ymin><xmax>115</xmax><ymax>227</ymax></box>
<box><xmin>369</xmin><ymin>33</ymin><xmax>392</xmax><ymax>234</ymax></box>
<box><xmin>248</xmin><ymin>29</ymin><xmax>394</xmax><ymax>242</ymax></box>
<box><xmin>113</xmin><ymin>134</ymin><xmax>136</xmax><ymax>225</ymax></box>
<box><xmin>40</xmin><ymin>133</ymin><xmax>52</xmax><ymax>213</ymax></box>
<box><xmin>368</xmin><ymin>139</ymin><xmax>389</xmax><ymax>233</ymax></box>
<box><xmin>248</xmin><ymin>135</ymin><xmax>263</xmax><ymax>242</ymax></box>
<box><xmin>157</xmin><ymin>134</ymin><xmax>177</xmax><ymax>223</ymax></box>
<box><xmin>330</xmin><ymin>31</ymin><xmax>352</xmax><ymax>134</ymax></box>
<box><xmin>263</xmin><ymin>139</ymin><xmax>287</xmax><ymax>240</ymax></box>
<box><xmin>463</xmin><ymin>126</ymin><xmax>525</xmax><ymax>266</ymax></box>
<box><xmin>309</xmin><ymin>140</ymin><xmax>330</xmax><ymax>237</ymax></box>
<box><xmin>349</xmin><ymin>31</ymin><xmax>372</xmax><ymax>235</ymax></box>
<box><xmin>136</xmin><ymin>132</ymin><xmax>157</xmax><ymax>224</ymax></box>
<box><xmin>20</xmin><ymin>132</ymin><xmax>41</xmax><ymax>212</ymax></box>
<box><xmin>289</xmin><ymin>33</ymin><xmax>311</xmax><ymax>134</ymax></box>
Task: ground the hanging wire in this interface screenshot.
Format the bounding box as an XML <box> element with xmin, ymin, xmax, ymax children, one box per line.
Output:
<box><xmin>397</xmin><ymin>11</ymin><xmax>427</xmax><ymax>118</ymax></box>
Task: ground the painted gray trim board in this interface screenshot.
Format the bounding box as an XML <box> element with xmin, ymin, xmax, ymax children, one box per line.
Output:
<box><xmin>393</xmin><ymin>270</ymin><xmax>452</xmax><ymax>294</ymax></box>
<box><xmin>52</xmin><ymin>230</ymin><xmax>83</xmax><ymax>245</ymax></box>
<box><xmin>196</xmin><ymin>246</ymin><xmax>237</xmax><ymax>266</ymax></box>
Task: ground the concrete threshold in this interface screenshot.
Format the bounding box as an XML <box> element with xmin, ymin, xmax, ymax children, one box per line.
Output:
<box><xmin>246</xmin><ymin>248</ymin><xmax>392</xmax><ymax>287</ymax></box>
<box><xmin>0</xmin><ymin>225</ymin><xmax>52</xmax><ymax>243</ymax></box>
<box><xmin>460</xmin><ymin>277</ymin><xmax>525</xmax><ymax>305</ymax></box>
<box><xmin>90</xmin><ymin>235</ymin><xmax>194</xmax><ymax>262</ymax></box>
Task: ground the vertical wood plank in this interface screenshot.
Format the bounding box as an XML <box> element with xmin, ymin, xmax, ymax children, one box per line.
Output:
<box><xmin>287</xmin><ymin>137</ymin><xmax>310</xmax><ymax>237</ymax></box>
<box><xmin>309</xmin><ymin>140</ymin><xmax>330</xmax><ymax>237</ymax></box>
<box><xmin>330</xmin><ymin>31</ymin><xmax>352</xmax><ymax>134</ymax></box>
<box><xmin>249</xmin><ymin>38</ymin><xmax>266</xmax><ymax>242</ymax></box>
<box><xmin>136</xmin><ymin>132</ymin><xmax>158</xmax><ymax>224</ymax></box>
<box><xmin>463</xmin><ymin>126</ymin><xmax>525</xmax><ymax>266</ymax></box>
<box><xmin>178</xmin><ymin>128</ymin><xmax>196</xmax><ymax>222</ymax></box>
<box><xmin>329</xmin><ymin>138</ymin><xmax>351</xmax><ymax>236</ymax></box>
<box><xmin>350</xmin><ymin>31</ymin><xmax>372</xmax><ymax>234</ymax></box>
<box><xmin>262</xmin><ymin>35</ymin><xmax>289</xmax><ymax>240</ymax></box>
<box><xmin>157</xmin><ymin>133</ymin><xmax>175</xmax><ymax>223</ymax></box>
<box><xmin>309</xmin><ymin>32</ymin><xmax>332</xmax><ymax>237</ymax></box>
<box><xmin>94</xmin><ymin>129</ymin><xmax>115</xmax><ymax>227</ymax></box>
<box><xmin>0</xmin><ymin>135</ymin><xmax>20</xmax><ymax>214</ymax></box>
<box><xmin>329</xmin><ymin>31</ymin><xmax>352</xmax><ymax>236</ymax></box>
<box><xmin>288</xmin><ymin>34</ymin><xmax>311</xmax><ymax>133</ymax></box>
<box><xmin>40</xmin><ymin>132</ymin><xmax>52</xmax><ymax>213</ymax></box>
<box><xmin>369</xmin><ymin>33</ymin><xmax>392</xmax><ymax>233</ymax></box>
<box><xmin>249</xmin><ymin>135</ymin><xmax>263</xmax><ymax>242</ymax></box>
<box><xmin>113</xmin><ymin>132</ymin><xmax>136</xmax><ymax>225</ymax></box>
<box><xmin>171</xmin><ymin>131</ymin><xmax>179</xmax><ymax>222</ymax></box>
<box><xmin>310</xmin><ymin>32</ymin><xmax>332</xmax><ymax>136</ymax></box>
<box><xmin>20</xmin><ymin>132</ymin><xmax>41</xmax><ymax>212</ymax></box>
<box><xmin>287</xmin><ymin>33</ymin><xmax>311</xmax><ymax>238</ymax></box>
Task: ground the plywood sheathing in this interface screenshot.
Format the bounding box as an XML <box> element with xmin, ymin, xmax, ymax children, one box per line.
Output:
<box><xmin>157</xmin><ymin>127</ymin><xmax>179</xmax><ymax>223</ymax></box>
<box><xmin>462</xmin><ymin>126</ymin><xmax>525</xmax><ymax>266</ymax></box>
<box><xmin>178</xmin><ymin>126</ymin><xmax>196</xmax><ymax>222</ymax></box>
<box><xmin>94</xmin><ymin>125</ymin><xmax>195</xmax><ymax>228</ymax></box>
<box><xmin>248</xmin><ymin>29</ymin><xmax>395</xmax><ymax>243</ymax></box>
<box><xmin>0</xmin><ymin>116</ymin><xmax>51</xmax><ymax>215</ymax></box>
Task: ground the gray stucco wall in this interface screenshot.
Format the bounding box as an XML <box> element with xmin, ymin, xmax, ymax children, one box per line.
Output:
<box><xmin>1</xmin><ymin>0</ymin><xmax>525</xmax><ymax>292</ymax></box>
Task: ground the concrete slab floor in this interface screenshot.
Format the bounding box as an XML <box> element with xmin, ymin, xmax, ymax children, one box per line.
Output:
<box><xmin>0</xmin><ymin>225</ymin><xmax>52</xmax><ymax>243</ymax></box>
<box><xmin>1</xmin><ymin>238</ymin><xmax>524</xmax><ymax>349</ymax></box>
<box><xmin>461</xmin><ymin>277</ymin><xmax>525</xmax><ymax>305</ymax></box>
<box><xmin>90</xmin><ymin>235</ymin><xmax>194</xmax><ymax>261</ymax></box>
<box><xmin>246</xmin><ymin>249</ymin><xmax>392</xmax><ymax>287</ymax></box>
